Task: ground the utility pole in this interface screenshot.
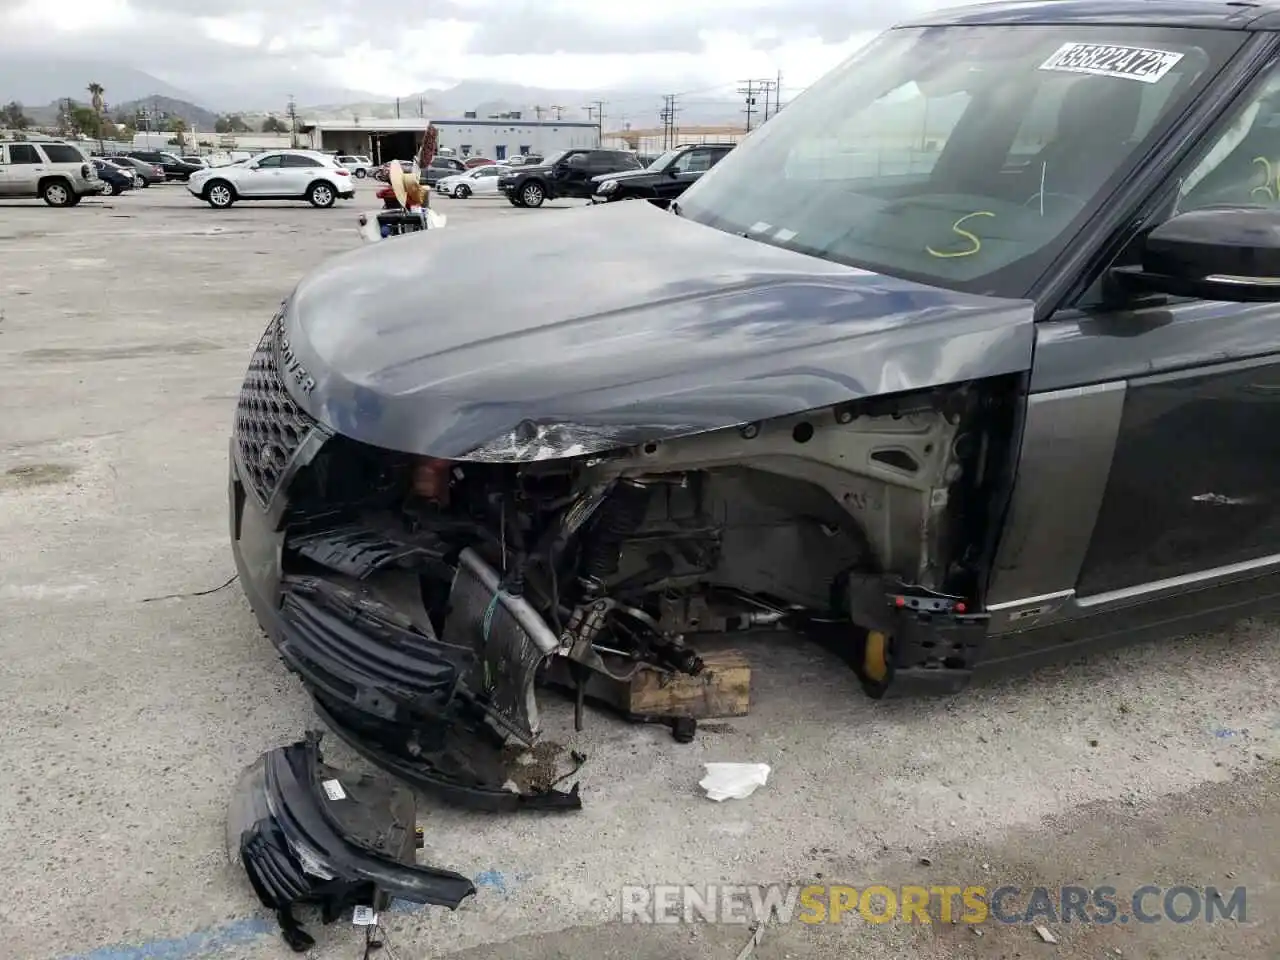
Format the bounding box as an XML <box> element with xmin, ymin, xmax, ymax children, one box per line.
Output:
<box><xmin>659</xmin><ymin>94</ymin><xmax>680</xmax><ymax>149</ymax></box>
<box><xmin>583</xmin><ymin>99</ymin><xmax>606</xmax><ymax>145</ymax></box>
<box><xmin>287</xmin><ymin>95</ymin><xmax>298</xmax><ymax>148</ymax></box>
<box><xmin>739</xmin><ymin>79</ymin><xmax>759</xmax><ymax>132</ymax></box>
<box><xmin>533</xmin><ymin>105</ymin><xmax>545</xmax><ymax>120</ymax></box>
<box><xmin>549</xmin><ymin>104</ymin><xmax>566</xmax><ymax>120</ymax></box>
<box><xmin>394</xmin><ymin>97</ymin><xmax>401</xmax><ymax>119</ymax></box>
<box><xmin>759</xmin><ymin>78</ymin><xmax>776</xmax><ymax>122</ymax></box>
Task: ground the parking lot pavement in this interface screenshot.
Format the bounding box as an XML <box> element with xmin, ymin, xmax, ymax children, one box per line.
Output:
<box><xmin>0</xmin><ymin>181</ymin><xmax>1277</xmax><ymax>960</ymax></box>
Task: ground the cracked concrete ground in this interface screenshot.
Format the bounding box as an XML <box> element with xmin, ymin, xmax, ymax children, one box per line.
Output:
<box><xmin>0</xmin><ymin>183</ymin><xmax>1277</xmax><ymax>960</ymax></box>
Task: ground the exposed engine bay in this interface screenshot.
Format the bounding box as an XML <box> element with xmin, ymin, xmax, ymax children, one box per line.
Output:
<box><xmin>264</xmin><ymin>377</ymin><xmax>1020</xmax><ymax>809</ymax></box>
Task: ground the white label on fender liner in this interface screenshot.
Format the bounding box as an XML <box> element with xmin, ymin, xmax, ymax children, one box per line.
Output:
<box><xmin>1039</xmin><ymin>43</ymin><xmax>1183</xmax><ymax>84</ymax></box>
<box><xmin>352</xmin><ymin>905</ymin><xmax>378</xmax><ymax>925</ymax></box>
<box><xmin>321</xmin><ymin>778</ymin><xmax>347</xmax><ymax>800</ymax></box>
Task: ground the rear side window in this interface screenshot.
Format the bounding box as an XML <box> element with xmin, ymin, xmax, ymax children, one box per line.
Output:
<box><xmin>42</xmin><ymin>144</ymin><xmax>86</xmax><ymax>163</ymax></box>
<box><xmin>282</xmin><ymin>155</ymin><xmax>322</xmax><ymax>167</ymax></box>
<box><xmin>9</xmin><ymin>144</ymin><xmax>41</xmax><ymax>163</ymax></box>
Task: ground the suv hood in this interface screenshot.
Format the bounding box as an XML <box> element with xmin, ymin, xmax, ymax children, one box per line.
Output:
<box><xmin>281</xmin><ymin>201</ymin><xmax>1034</xmax><ymax>460</ymax></box>
<box><xmin>500</xmin><ymin>165</ymin><xmax>548</xmax><ymax>178</ymax></box>
<box><xmin>591</xmin><ymin>168</ymin><xmax>657</xmax><ymax>185</ymax></box>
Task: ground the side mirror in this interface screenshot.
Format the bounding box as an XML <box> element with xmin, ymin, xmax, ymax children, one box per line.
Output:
<box><xmin>666</xmin><ymin>167</ymin><xmax>681</xmax><ymax>177</ymax></box>
<box><xmin>1112</xmin><ymin>206</ymin><xmax>1280</xmax><ymax>302</ymax></box>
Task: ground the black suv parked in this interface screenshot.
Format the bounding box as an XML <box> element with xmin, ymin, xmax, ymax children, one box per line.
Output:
<box><xmin>591</xmin><ymin>142</ymin><xmax>735</xmax><ymax>208</ymax></box>
<box><xmin>498</xmin><ymin>149</ymin><xmax>642</xmax><ymax>207</ymax></box>
<box><xmin>125</xmin><ymin>150</ymin><xmax>204</xmax><ymax>181</ymax></box>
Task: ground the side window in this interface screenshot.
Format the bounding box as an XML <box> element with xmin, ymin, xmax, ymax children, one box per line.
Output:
<box><xmin>9</xmin><ymin>144</ymin><xmax>42</xmax><ymax>164</ymax></box>
<box><xmin>684</xmin><ymin>150</ymin><xmax>714</xmax><ymax>173</ymax></box>
<box><xmin>567</xmin><ymin>153</ymin><xmax>588</xmax><ymax>166</ymax></box>
<box><xmin>282</xmin><ymin>155</ymin><xmax>321</xmax><ymax>167</ymax></box>
<box><xmin>708</xmin><ymin>149</ymin><xmax>730</xmax><ymax>168</ymax></box>
<box><xmin>256</xmin><ymin>154</ymin><xmax>284</xmax><ymax>168</ymax></box>
<box><xmin>1177</xmin><ymin>68</ymin><xmax>1280</xmax><ymax>211</ymax></box>
<box><xmin>1072</xmin><ymin>64</ymin><xmax>1280</xmax><ymax>309</ymax></box>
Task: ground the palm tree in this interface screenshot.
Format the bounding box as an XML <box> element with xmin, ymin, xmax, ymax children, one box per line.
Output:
<box><xmin>87</xmin><ymin>82</ymin><xmax>105</xmax><ymax>153</ymax></box>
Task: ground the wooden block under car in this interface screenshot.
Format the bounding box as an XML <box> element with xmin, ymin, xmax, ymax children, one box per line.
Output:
<box><xmin>546</xmin><ymin>648</ymin><xmax>751</xmax><ymax>720</ymax></box>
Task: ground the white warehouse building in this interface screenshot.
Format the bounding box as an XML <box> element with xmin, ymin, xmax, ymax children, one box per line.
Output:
<box><xmin>299</xmin><ymin>116</ymin><xmax>601</xmax><ymax>164</ymax></box>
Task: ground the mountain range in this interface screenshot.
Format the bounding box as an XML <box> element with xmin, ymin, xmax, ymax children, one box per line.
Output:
<box><xmin>0</xmin><ymin>57</ymin><xmax>748</xmax><ymax>130</ymax></box>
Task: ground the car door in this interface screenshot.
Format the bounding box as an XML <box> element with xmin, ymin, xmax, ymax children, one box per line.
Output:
<box><xmin>473</xmin><ymin>166</ymin><xmax>502</xmax><ymax>194</ymax></box>
<box><xmin>985</xmin><ymin>53</ymin><xmax>1280</xmax><ymax>650</ymax></box>
<box><xmin>4</xmin><ymin>142</ymin><xmax>44</xmax><ymax>196</ymax></box>
<box><xmin>281</xmin><ymin>154</ymin><xmax>323</xmax><ymax>195</ymax></box>
<box><xmin>655</xmin><ymin>148</ymin><xmax>710</xmax><ymax>200</ymax></box>
<box><xmin>241</xmin><ymin>153</ymin><xmax>284</xmax><ymax>196</ymax></box>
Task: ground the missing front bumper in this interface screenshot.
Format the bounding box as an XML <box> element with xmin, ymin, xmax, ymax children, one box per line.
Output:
<box><xmin>231</xmin><ymin>470</ymin><xmax>581</xmax><ymax>812</ymax></box>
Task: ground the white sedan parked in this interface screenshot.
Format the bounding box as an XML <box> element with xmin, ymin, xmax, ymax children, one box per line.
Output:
<box><xmin>435</xmin><ymin>165</ymin><xmax>506</xmax><ymax>198</ymax></box>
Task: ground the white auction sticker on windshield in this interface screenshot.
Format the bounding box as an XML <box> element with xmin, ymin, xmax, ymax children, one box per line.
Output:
<box><xmin>1039</xmin><ymin>43</ymin><xmax>1183</xmax><ymax>84</ymax></box>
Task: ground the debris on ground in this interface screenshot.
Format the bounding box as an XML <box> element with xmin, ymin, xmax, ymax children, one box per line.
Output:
<box><xmin>700</xmin><ymin>762</ymin><xmax>771</xmax><ymax>801</ymax></box>
<box><xmin>227</xmin><ymin>732</ymin><xmax>475</xmax><ymax>952</ymax></box>
<box><xmin>1035</xmin><ymin>924</ymin><xmax>1059</xmax><ymax>944</ymax></box>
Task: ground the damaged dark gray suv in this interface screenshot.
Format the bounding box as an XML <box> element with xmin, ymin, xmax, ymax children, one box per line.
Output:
<box><xmin>231</xmin><ymin>0</ymin><xmax>1280</xmax><ymax>810</ymax></box>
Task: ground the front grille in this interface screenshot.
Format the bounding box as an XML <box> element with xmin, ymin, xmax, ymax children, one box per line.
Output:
<box><xmin>234</xmin><ymin>315</ymin><xmax>318</xmax><ymax>506</ymax></box>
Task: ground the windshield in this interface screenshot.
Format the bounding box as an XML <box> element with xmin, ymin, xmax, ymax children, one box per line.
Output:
<box><xmin>677</xmin><ymin>25</ymin><xmax>1242</xmax><ymax>298</ymax></box>
<box><xmin>647</xmin><ymin>149</ymin><xmax>681</xmax><ymax>171</ymax></box>
<box><xmin>540</xmin><ymin>150</ymin><xmax>568</xmax><ymax>167</ymax></box>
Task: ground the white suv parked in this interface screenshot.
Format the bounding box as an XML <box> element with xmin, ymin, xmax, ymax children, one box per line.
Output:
<box><xmin>335</xmin><ymin>154</ymin><xmax>374</xmax><ymax>178</ymax></box>
<box><xmin>187</xmin><ymin>150</ymin><xmax>356</xmax><ymax>208</ymax></box>
<box><xmin>0</xmin><ymin>141</ymin><xmax>102</xmax><ymax>206</ymax></box>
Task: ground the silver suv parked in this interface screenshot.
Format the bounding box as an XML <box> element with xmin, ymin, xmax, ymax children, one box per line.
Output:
<box><xmin>0</xmin><ymin>141</ymin><xmax>102</xmax><ymax>206</ymax></box>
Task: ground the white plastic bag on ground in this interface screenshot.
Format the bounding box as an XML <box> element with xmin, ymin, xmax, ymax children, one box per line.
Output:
<box><xmin>700</xmin><ymin>763</ymin><xmax>771</xmax><ymax>801</ymax></box>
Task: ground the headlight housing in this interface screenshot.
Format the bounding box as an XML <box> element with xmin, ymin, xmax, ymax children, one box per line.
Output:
<box><xmin>598</xmin><ymin>180</ymin><xmax>617</xmax><ymax>195</ymax></box>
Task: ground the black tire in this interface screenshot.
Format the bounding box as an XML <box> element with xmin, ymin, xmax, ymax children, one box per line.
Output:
<box><xmin>354</xmin><ymin>169</ymin><xmax>367</xmax><ymax>179</ymax></box>
<box><xmin>41</xmin><ymin>178</ymin><xmax>74</xmax><ymax>207</ymax></box>
<box><xmin>68</xmin><ymin>194</ymin><xmax>83</xmax><ymax>206</ymax></box>
<box><xmin>137</xmin><ymin>178</ymin><xmax>149</xmax><ymax>189</ymax></box>
<box><xmin>308</xmin><ymin>181</ymin><xmax>336</xmax><ymax>208</ymax></box>
<box><xmin>205</xmin><ymin>180</ymin><xmax>235</xmax><ymax>208</ymax></box>
<box><xmin>454</xmin><ymin>184</ymin><xmax>471</xmax><ymax>199</ymax></box>
<box><xmin>520</xmin><ymin>181</ymin><xmax>545</xmax><ymax>208</ymax></box>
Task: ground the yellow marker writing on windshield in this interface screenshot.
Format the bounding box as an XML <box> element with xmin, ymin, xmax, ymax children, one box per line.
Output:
<box><xmin>925</xmin><ymin>211</ymin><xmax>995</xmax><ymax>259</ymax></box>
<box><xmin>1251</xmin><ymin>157</ymin><xmax>1279</xmax><ymax>203</ymax></box>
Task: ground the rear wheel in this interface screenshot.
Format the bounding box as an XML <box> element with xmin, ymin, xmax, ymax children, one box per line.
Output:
<box><xmin>520</xmin><ymin>181</ymin><xmax>545</xmax><ymax>208</ymax></box>
<box><xmin>354</xmin><ymin>169</ymin><xmax>367</xmax><ymax>179</ymax></box>
<box><xmin>205</xmin><ymin>180</ymin><xmax>235</xmax><ymax>208</ymax></box>
<box><xmin>454</xmin><ymin>184</ymin><xmax>471</xmax><ymax>199</ymax></box>
<box><xmin>308</xmin><ymin>181</ymin><xmax>336</xmax><ymax>208</ymax></box>
<box><xmin>41</xmin><ymin>179</ymin><xmax>74</xmax><ymax>207</ymax></box>
<box><xmin>105</xmin><ymin>181</ymin><xmax>119</xmax><ymax>196</ymax></box>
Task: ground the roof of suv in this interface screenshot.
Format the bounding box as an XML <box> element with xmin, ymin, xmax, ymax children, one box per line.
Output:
<box><xmin>903</xmin><ymin>0</ymin><xmax>1280</xmax><ymax>30</ymax></box>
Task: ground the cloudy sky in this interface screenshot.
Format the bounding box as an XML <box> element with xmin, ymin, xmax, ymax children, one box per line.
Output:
<box><xmin>0</xmin><ymin>0</ymin><xmax>956</xmax><ymax>105</ymax></box>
